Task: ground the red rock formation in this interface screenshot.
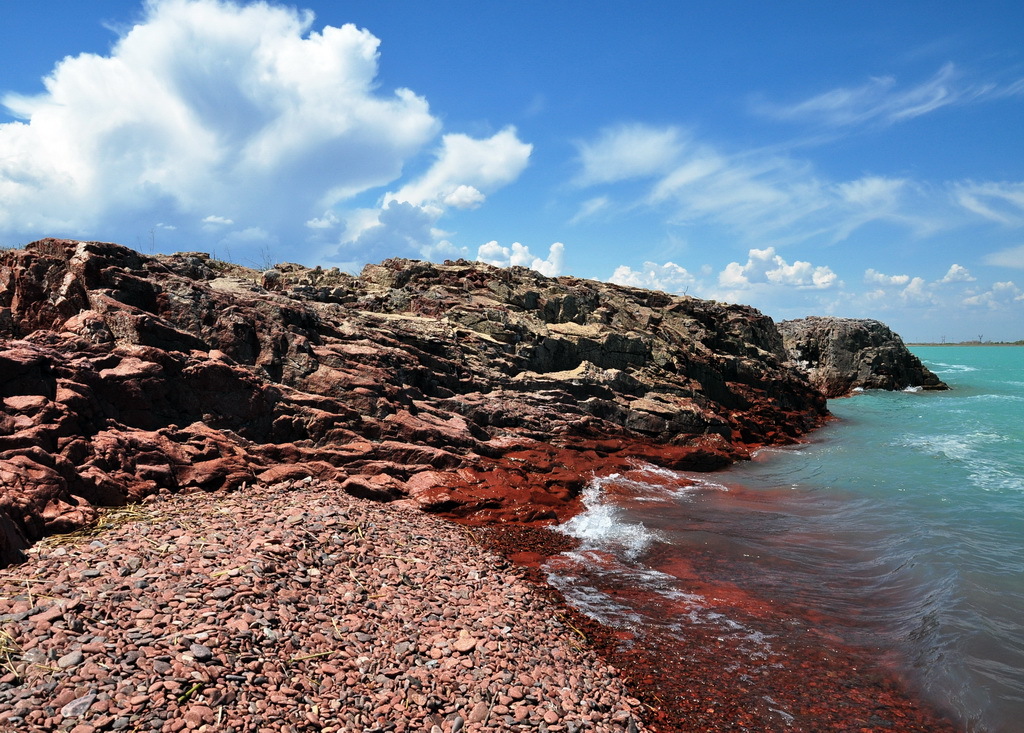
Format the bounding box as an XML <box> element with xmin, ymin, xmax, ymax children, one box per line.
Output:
<box><xmin>0</xmin><ymin>238</ymin><xmax>829</xmax><ymax>565</ymax></box>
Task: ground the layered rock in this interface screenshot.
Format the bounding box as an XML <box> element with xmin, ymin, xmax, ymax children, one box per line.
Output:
<box><xmin>0</xmin><ymin>238</ymin><xmax>829</xmax><ymax>564</ymax></box>
<box><xmin>779</xmin><ymin>316</ymin><xmax>948</xmax><ymax>398</ymax></box>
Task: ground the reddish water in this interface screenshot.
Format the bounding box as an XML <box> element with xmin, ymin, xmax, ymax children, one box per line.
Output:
<box><xmin>534</xmin><ymin>466</ymin><xmax>962</xmax><ymax>732</ymax></box>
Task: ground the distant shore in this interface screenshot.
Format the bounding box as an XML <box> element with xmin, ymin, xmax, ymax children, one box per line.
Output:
<box><xmin>909</xmin><ymin>341</ymin><xmax>1024</xmax><ymax>346</ymax></box>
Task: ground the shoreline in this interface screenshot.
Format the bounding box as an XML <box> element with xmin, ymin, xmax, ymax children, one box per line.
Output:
<box><xmin>474</xmin><ymin>512</ymin><xmax>964</xmax><ymax>732</ymax></box>
<box><xmin>0</xmin><ymin>472</ymin><xmax>966</xmax><ymax>732</ymax></box>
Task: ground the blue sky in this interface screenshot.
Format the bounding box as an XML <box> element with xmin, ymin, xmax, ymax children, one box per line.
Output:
<box><xmin>2</xmin><ymin>1</ymin><xmax>1023</xmax><ymax>341</ymax></box>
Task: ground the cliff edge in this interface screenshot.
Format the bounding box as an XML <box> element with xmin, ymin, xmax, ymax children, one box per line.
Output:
<box><xmin>779</xmin><ymin>316</ymin><xmax>949</xmax><ymax>398</ymax></box>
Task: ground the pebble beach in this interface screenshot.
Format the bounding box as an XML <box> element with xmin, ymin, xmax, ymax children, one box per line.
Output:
<box><xmin>0</xmin><ymin>481</ymin><xmax>646</xmax><ymax>732</ymax></box>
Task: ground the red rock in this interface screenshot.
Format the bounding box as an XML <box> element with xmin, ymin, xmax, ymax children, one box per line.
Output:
<box><xmin>0</xmin><ymin>239</ymin><xmax>836</xmax><ymax>562</ymax></box>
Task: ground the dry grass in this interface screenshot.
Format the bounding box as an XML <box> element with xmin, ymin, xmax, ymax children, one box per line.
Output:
<box><xmin>37</xmin><ymin>504</ymin><xmax>166</xmax><ymax>548</ymax></box>
<box><xmin>0</xmin><ymin>629</ymin><xmax>21</xmax><ymax>677</ymax></box>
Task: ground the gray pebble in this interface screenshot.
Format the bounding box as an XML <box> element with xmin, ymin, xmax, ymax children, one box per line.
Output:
<box><xmin>57</xmin><ymin>650</ymin><xmax>84</xmax><ymax>669</ymax></box>
<box><xmin>60</xmin><ymin>691</ymin><xmax>96</xmax><ymax>718</ymax></box>
<box><xmin>189</xmin><ymin>643</ymin><xmax>214</xmax><ymax>662</ymax></box>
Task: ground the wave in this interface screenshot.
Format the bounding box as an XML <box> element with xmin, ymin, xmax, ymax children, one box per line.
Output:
<box><xmin>544</xmin><ymin>551</ymin><xmax>776</xmax><ymax>660</ymax></box>
<box><xmin>925</xmin><ymin>361</ymin><xmax>979</xmax><ymax>374</ymax></box>
<box><xmin>556</xmin><ymin>477</ymin><xmax>661</xmax><ymax>559</ymax></box>
<box><xmin>900</xmin><ymin>431</ymin><xmax>1006</xmax><ymax>461</ymax></box>
<box><xmin>966</xmin><ymin>393</ymin><xmax>1024</xmax><ymax>403</ymax></box>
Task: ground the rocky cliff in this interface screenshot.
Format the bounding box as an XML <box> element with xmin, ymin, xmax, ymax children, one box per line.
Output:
<box><xmin>0</xmin><ymin>238</ymin><xmax>829</xmax><ymax>565</ymax></box>
<box><xmin>779</xmin><ymin>316</ymin><xmax>948</xmax><ymax>398</ymax></box>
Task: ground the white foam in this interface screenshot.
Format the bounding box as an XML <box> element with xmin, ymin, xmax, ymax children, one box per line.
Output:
<box><xmin>903</xmin><ymin>385</ymin><xmax>923</xmax><ymax>393</ymax></box>
<box><xmin>556</xmin><ymin>478</ymin><xmax>659</xmax><ymax>559</ymax></box>
<box><xmin>927</xmin><ymin>361</ymin><xmax>978</xmax><ymax>373</ymax></box>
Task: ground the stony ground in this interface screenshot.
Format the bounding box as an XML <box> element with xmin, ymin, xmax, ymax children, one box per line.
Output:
<box><xmin>0</xmin><ymin>482</ymin><xmax>646</xmax><ymax>732</ymax></box>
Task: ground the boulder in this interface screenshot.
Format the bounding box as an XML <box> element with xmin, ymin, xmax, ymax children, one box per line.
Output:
<box><xmin>779</xmin><ymin>316</ymin><xmax>948</xmax><ymax>397</ymax></box>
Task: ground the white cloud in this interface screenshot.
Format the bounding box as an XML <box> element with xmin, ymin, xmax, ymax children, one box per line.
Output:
<box><xmin>955</xmin><ymin>181</ymin><xmax>1024</xmax><ymax>225</ymax></box>
<box><xmin>865</xmin><ymin>268</ymin><xmax>911</xmax><ymax>286</ymax></box>
<box><xmin>963</xmin><ymin>281</ymin><xmax>1024</xmax><ymax>307</ymax></box>
<box><xmin>202</xmin><ymin>215</ymin><xmax>234</xmax><ymax>227</ymax></box>
<box><xmin>569</xmin><ymin>196</ymin><xmax>611</xmax><ymax>224</ymax></box>
<box><xmin>443</xmin><ymin>185</ymin><xmax>486</xmax><ymax>210</ymax></box>
<box><xmin>573</xmin><ymin>124</ymin><xmax>935</xmax><ymax>247</ymax></box>
<box><xmin>0</xmin><ymin>0</ymin><xmax>438</xmax><ymax>247</ymax></box>
<box><xmin>902</xmin><ymin>276</ymin><xmax>930</xmax><ymax>301</ymax></box>
<box><xmin>609</xmin><ymin>262</ymin><xmax>697</xmax><ymax>294</ymax></box>
<box><xmin>940</xmin><ymin>263</ymin><xmax>976</xmax><ymax>283</ymax></box>
<box><xmin>329</xmin><ymin>126</ymin><xmax>532</xmax><ymax>268</ymax></box>
<box><xmin>720</xmin><ymin>247</ymin><xmax>837</xmax><ymax>290</ymax></box>
<box><xmin>571</xmin><ymin>121</ymin><xmax>987</xmax><ymax>247</ymax></box>
<box><xmin>305</xmin><ymin>211</ymin><xmax>340</xmax><ymax>230</ymax></box>
<box><xmin>477</xmin><ymin>241</ymin><xmax>565</xmax><ymax>277</ymax></box>
<box><xmin>342</xmin><ymin>201</ymin><xmax>436</xmax><ymax>264</ymax></box>
<box><xmin>862</xmin><ymin>267</ymin><xmax>941</xmax><ymax>303</ymax></box>
<box><xmin>984</xmin><ymin>244</ymin><xmax>1024</xmax><ymax>269</ymax></box>
<box><xmin>753</xmin><ymin>63</ymin><xmax>1014</xmax><ymax>128</ymax></box>
<box><xmin>387</xmin><ymin>127</ymin><xmax>532</xmax><ymax>211</ymax></box>
<box><xmin>835</xmin><ymin>176</ymin><xmax>908</xmax><ymax>207</ymax></box>
<box><xmin>574</xmin><ymin>123</ymin><xmax>685</xmax><ymax>186</ymax></box>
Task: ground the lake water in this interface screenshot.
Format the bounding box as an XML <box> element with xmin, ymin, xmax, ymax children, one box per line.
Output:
<box><xmin>549</xmin><ymin>346</ymin><xmax>1024</xmax><ymax>732</ymax></box>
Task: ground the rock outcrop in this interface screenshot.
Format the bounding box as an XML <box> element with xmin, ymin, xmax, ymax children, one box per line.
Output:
<box><xmin>778</xmin><ymin>316</ymin><xmax>948</xmax><ymax>398</ymax></box>
<box><xmin>0</xmin><ymin>238</ymin><xmax>829</xmax><ymax>565</ymax></box>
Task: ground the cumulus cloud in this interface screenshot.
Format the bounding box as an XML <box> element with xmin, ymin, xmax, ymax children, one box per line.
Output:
<box><xmin>386</xmin><ymin>127</ymin><xmax>532</xmax><ymax>212</ymax></box>
<box><xmin>963</xmin><ymin>281</ymin><xmax>1024</xmax><ymax>307</ymax></box>
<box><xmin>305</xmin><ymin>211</ymin><xmax>340</xmax><ymax>230</ymax></box>
<box><xmin>752</xmin><ymin>63</ymin><xmax>1018</xmax><ymax>128</ymax></box>
<box><xmin>340</xmin><ymin>201</ymin><xmax>437</xmax><ymax>265</ymax></box>
<box><xmin>0</xmin><ymin>0</ymin><xmax>440</xmax><ymax>250</ymax></box>
<box><xmin>477</xmin><ymin>241</ymin><xmax>565</xmax><ymax>277</ymax></box>
<box><xmin>865</xmin><ymin>268</ymin><xmax>911</xmax><ymax>286</ymax></box>
<box><xmin>862</xmin><ymin>264</ymin><xmax>982</xmax><ymax>304</ymax></box>
<box><xmin>609</xmin><ymin>262</ymin><xmax>697</xmax><ymax>294</ymax></box>
<box><xmin>940</xmin><ymin>263</ymin><xmax>976</xmax><ymax>283</ymax></box>
<box><xmin>719</xmin><ymin>247</ymin><xmax>837</xmax><ymax>290</ymax></box>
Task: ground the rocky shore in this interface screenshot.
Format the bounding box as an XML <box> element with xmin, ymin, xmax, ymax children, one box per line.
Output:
<box><xmin>1</xmin><ymin>238</ymin><xmax>836</xmax><ymax>563</ymax></box>
<box><xmin>1</xmin><ymin>238</ymin><xmax>954</xmax><ymax>731</ymax></box>
<box><xmin>0</xmin><ymin>480</ymin><xmax>647</xmax><ymax>732</ymax></box>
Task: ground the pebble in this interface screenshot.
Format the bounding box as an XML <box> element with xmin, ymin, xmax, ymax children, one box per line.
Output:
<box><xmin>188</xmin><ymin>643</ymin><xmax>213</xmax><ymax>662</ymax></box>
<box><xmin>60</xmin><ymin>692</ymin><xmax>97</xmax><ymax>718</ymax></box>
<box><xmin>0</xmin><ymin>483</ymin><xmax>649</xmax><ymax>732</ymax></box>
<box><xmin>57</xmin><ymin>650</ymin><xmax>85</xmax><ymax>669</ymax></box>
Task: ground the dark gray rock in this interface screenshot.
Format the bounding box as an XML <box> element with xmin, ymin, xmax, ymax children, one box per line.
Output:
<box><xmin>779</xmin><ymin>316</ymin><xmax>948</xmax><ymax>398</ymax></box>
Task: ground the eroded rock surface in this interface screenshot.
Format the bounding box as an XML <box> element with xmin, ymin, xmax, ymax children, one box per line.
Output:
<box><xmin>779</xmin><ymin>316</ymin><xmax>948</xmax><ymax>398</ymax></box>
<box><xmin>0</xmin><ymin>238</ymin><xmax>829</xmax><ymax>563</ymax></box>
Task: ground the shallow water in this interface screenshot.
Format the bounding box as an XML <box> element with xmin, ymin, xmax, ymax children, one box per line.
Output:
<box><xmin>550</xmin><ymin>346</ymin><xmax>1024</xmax><ymax>732</ymax></box>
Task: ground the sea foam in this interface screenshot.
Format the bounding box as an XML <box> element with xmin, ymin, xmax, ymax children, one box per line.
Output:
<box><xmin>556</xmin><ymin>476</ymin><xmax>660</xmax><ymax>559</ymax></box>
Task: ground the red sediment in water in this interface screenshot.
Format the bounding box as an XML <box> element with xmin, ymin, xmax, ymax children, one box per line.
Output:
<box><xmin>474</xmin><ymin>523</ymin><xmax>962</xmax><ymax>733</ymax></box>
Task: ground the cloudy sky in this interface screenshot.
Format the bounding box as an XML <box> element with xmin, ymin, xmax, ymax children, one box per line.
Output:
<box><xmin>2</xmin><ymin>1</ymin><xmax>1023</xmax><ymax>341</ymax></box>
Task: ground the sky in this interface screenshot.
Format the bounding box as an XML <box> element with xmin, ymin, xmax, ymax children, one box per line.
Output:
<box><xmin>2</xmin><ymin>1</ymin><xmax>1023</xmax><ymax>342</ymax></box>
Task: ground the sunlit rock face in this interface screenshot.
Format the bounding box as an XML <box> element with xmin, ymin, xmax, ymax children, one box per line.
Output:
<box><xmin>0</xmin><ymin>238</ymin><xmax>830</xmax><ymax>564</ymax></box>
<box><xmin>779</xmin><ymin>316</ymin><xmax>948</xmax><ymax>398</ymax></box>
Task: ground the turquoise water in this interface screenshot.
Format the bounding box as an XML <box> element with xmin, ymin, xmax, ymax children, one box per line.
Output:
<box><xmin>553</xmin><ymin>346</ymin><xmax>1024</xmax><ymax>732</ymax></box>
